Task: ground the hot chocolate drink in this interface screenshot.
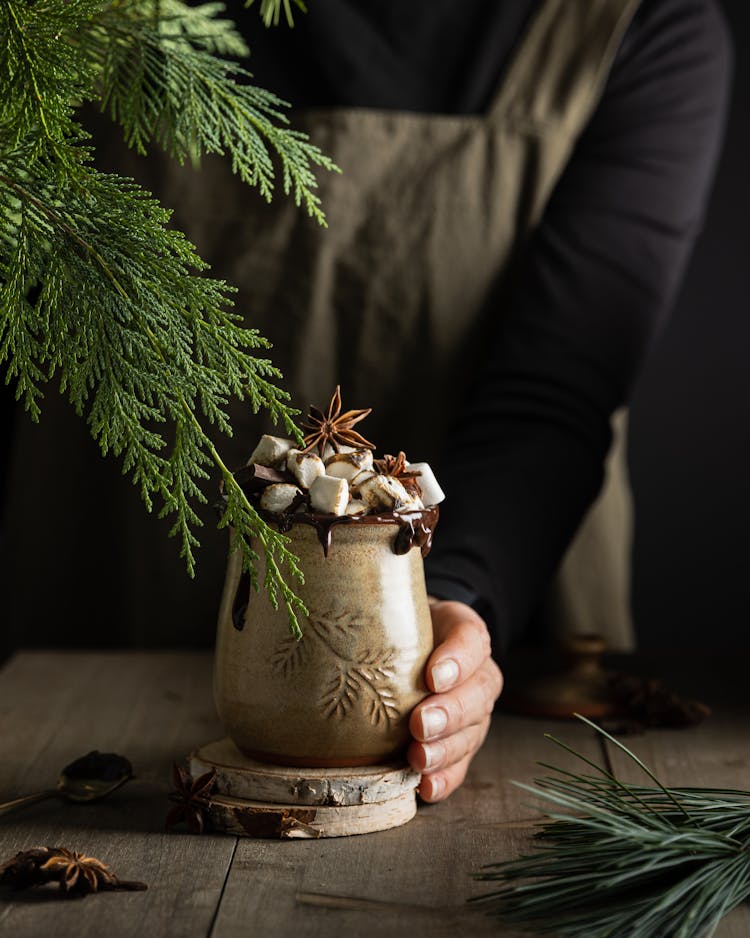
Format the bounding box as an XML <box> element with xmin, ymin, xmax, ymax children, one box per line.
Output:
<box><xmin>213</xmin><ymin>387</ymin><xmax>444</xmax><ymax>767</ymax></box>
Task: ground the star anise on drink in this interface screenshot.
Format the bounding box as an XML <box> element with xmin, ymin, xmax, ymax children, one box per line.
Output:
<box><xmin>301</xmin><ymin>385</ymin><xmax>375</xmax><ymax>456</ymax></box>
<box><xmin>1</xmin><ymin>847</ymin><xmax>147</xmax><ymax>897</ymax></box>
<box><xmin>165</xmin><ymin>764</ymin><xmax>217</xmax><ymax>834</ymax></box>
<box><xmin>374</xmin><ymin>451</ymin><xmax>422</xmax><ymax>496</ymax></box>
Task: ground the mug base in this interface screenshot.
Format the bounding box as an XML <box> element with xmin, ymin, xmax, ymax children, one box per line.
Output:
<box><xmin>237</xmin><ymin>745</ymin><xmax>405</xmax><ymax>768</ymax></box>
<box><xmin>188</xmin><ymin>738</ymin><xmax>422</xmax><ymax>837</ymax></box>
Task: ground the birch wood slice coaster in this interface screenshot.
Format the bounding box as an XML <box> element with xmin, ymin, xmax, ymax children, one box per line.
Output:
<box><xmin>190</xmin><ymin>738</ymin><xmax>421</xmax><ymax>839</ymax></box>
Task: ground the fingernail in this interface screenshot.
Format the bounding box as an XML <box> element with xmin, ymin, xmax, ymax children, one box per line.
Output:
<box><xmin>428</xmin><ymin>775</ymin><xmax>445</xmax><ymax>800</ymax></box>
<box><xmin>420</xmin><ymin>706</ymin><xmax>448</xmax><ymax>739</ymax></box>
<box><xmin>431</xmin><ymin>659</ymin><xmax>459</xmax><ymax>692</ymax></box>
<box><xmin>422</xmin><ymin>741</ymin><xmax>446</xmax><ymax>770</ymax></box>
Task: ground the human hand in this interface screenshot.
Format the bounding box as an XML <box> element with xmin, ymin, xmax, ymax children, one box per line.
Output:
<box><xmin>408</xmin><ymin>599</ymin><xmax>503</xmax><ymax>802</ymax></box>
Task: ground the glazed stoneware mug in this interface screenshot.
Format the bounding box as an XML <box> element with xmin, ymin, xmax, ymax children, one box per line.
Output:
<box><xmin>213</xmin><ymin>514</ymin><xmax>436</xmax><ymax>767</ymax></box>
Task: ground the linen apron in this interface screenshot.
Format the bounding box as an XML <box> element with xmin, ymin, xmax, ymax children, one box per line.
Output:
<box><xmin>2</xmin><ymin>0</ymin><xmax>640</xmax><ymax>651</ymax></box>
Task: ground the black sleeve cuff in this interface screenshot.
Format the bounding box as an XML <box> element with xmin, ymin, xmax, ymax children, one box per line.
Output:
<box><xmin>423</xmin><ymin>572</ymin><xmax>507</xmax><ymax>654</ymax></box>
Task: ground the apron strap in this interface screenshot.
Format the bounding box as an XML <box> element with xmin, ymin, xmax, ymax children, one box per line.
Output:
<box><xmin>489</xmin><ymin>0</ymin><xmax>642</xmax><ymax>134</ymax></box>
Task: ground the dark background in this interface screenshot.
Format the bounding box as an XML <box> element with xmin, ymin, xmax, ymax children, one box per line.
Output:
<box><xmin>0</xmin><ymin>0</ymin><xmax>748</xmax><ymax>657</ymax></box>
<box><xmin>629</xmin><ymin>0</ymin><xmax>750</xmax><ymax>651</ymax></box>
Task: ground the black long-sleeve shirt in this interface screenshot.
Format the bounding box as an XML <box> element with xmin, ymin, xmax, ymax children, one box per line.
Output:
<box><xmin>235</xmin><ymin>0</ymin><xmax>732</xmax><ymax>649</ymax></box>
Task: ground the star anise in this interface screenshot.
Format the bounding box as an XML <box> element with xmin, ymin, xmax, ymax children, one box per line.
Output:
<box><xmin>1</xmin><ymin>847</ymin><xmax>147</xmax><ymax>897</ymax></box>
<box><xmin>301</xmin><ymin>385</ymin><xmax>375</xmax><ymax>456</ymax></box>
<box><xmin>41</xmin><ymin>848</ymin><xmax>117</xmax><ymax>895</ymax></box>
<box><xmin>373</xmin><ymin>451</ymin><xmax>422</xmax><ymax>496</ymax></box>
<box><xmin>165</xmin><ymin>764</ymin><xmax>217</xmax><ymax>834</ymax></box>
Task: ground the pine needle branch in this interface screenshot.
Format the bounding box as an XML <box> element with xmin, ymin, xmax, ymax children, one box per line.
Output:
<box><xmin>473</xmin><ymin>719</ymin><xmax>750</xmax><ymax>937</ymax></box>
<box><xmin>1</xmin><ymin>159</ymin><xmax>305</xmax><ymax>607</ymax></box>
<box><xmin>0</xmin><ymin>0</ymin><xmax>99</xmax><ymax>177</ymax></box>
<box><xmin>0</xmin><ymin>1</ymin><xmax>334</xmax><ymax>635</ymax></box>
<box><xmin>246</xmin><ymin>0</ymin><xmax>308</xmax><ymax>29</ymax></box>
<box><xmin>76</xmin><ymin>1</ymin><xmax>338</xmax><ymax>224</ymax></box>
<box><xmin>218</xmin><ymin>466</ymin><xmax>307</xmax><ymax>640</ymax></box>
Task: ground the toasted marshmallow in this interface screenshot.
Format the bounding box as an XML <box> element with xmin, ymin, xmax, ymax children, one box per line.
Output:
<box><xmin>405</xmin><ymin>462</ymin><xmax>445</xmax><ymax>506</ymax></box>
<box><xmin>309</xmin><ymin>475</ymin><xmax>349</xmax><ymax>516</ymax></box>
<box><xmin>344</xmin><ymin>498</ymin><xmax>368</xmax><ymax>516</ymax></box>
<box><xmin>395</xmin><ymin>493</ymin><xmax>425</xmax><ymax>512</ymax></box>
<box><xmin>325</xmin><ymin>449</ymin><xmax>374</xmax><ymax>480</ymax></box>
<box><xmin>356</xmin><ymin>474</ymin><xmax>410</xmax><ymax>511</ymax></box>
<box><xmin>350</xmin><ymin>469</ymin><xmax>376</xmax><ymax>491</ymax></box>
<box><xmin>247</xmin><ymin>435</ymin><xmax>296</xmax><ymax>469</ymax></box>
<box><xmin>259</xmin><ymin>483</ymin><xmax>302</xmax><ymax>514</ymax></box>
<box><xmin>287</xmin><ymin>450</ymin><xmax>326</xmax><ymax>489</ymax></box>
<box><xmin>322</xmin><ymin>442</ymin><xmax>356</xmax><ymax>461</ymax></box>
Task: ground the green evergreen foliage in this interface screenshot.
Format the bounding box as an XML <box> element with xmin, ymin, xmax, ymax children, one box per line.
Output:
<box><xmin>474</xmin><ymin>717</ymin><xmax>750</xmax><ymax>937</ymax></box>
<box><xmin>77</xmin><ymin>1</ymin><xmax>328</xmax><ymax>221</ymax></box>
<box><xmin>248</xmin><ymin>0</ymin><xmax>307</xmax><ymax>28</ymax></box>
<box><xmin>0</xmin><ymin>0</ymin><xmax>336</xmax><ymax>638</ymax></box>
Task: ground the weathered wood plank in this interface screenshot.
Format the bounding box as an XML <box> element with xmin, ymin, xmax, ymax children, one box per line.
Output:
<box><xmin>0</xmin><ymin>651</ymin><xmax>232</xmax><ymax>938</ymax></box>
<box><xmin>603</xmin><ymin>655</ymin><xmax>750</xmax><ymax>938</ymax></box>
<box><xmin>210</xmin><ymin>712</ymin><xmax>599</xmax><ymax>938</ymax></box>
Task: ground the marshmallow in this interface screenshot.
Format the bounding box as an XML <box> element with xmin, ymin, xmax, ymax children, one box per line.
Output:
<box><xmin>325</xmin><ymin>449</ymin><xmax>374</xmax><ymax>480</ymax></box>
<box><xmin>309</xmin><ymin>475</ymin><xmax>349</xmax><ymax>516</ymax></box>
<box><xmin>350</xmin><ymin>469</ymin><xmax>376</xmax><ymax>491</ymax></box>
<box><xmin>356</xmin><ymin>474</ymin><xmax>410</xmax><ymax>512</ymax></box>
<box><xmin>247</xmin><ymin>435</ymin><xmax>296</xmax><ymax>469</ymax></box>
<box><xmin>259</xmin><ymin>483</ymin><xmax>302</xmax><ymax>514</ymax></box>
<box><xmin>405</xmin><ymin>462</ymin><xmax>445</xmax><ymax>506</ymax></box>
<box><xmin>287</xmin><ymin>450</ymin><xmax>326</xmax><ymax>489</ymax></box>
<box><xmin>322</xmin><ymin>442</ymin><xmax>356</xmax><ymax>461</ymax></box>
<box><xmin>395</xmin><ymin>493</ymin><xmax>425</xmax><ymax>512</ymax></box>
<box><xmin>345</xmin><ymin>498</ymin><xmax>367</xmax><ymax>516</ymax></box>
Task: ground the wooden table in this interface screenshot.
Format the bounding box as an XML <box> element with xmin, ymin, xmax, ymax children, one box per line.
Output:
<box><xmin>0</xmin><ymin>651</ymin><xmax>748</xmax><ymax>937</ymax></box>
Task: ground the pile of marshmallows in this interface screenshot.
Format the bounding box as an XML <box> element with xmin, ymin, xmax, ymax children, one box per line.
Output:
<box><xmin>247</xmin><ymin>435</ymin><xmax>445</xmax><ymax>517</ymax></box>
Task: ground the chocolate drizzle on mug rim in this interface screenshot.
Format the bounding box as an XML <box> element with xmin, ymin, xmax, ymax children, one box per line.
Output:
<box><xmin>230</xmin><ymin>506</ymin><xmax>439</xmax><ymax>632</ymax></box>
<box><xmin>267</xmin><ymin>505</ymin><xmax>440</xmax><ymax>558</ymax></box>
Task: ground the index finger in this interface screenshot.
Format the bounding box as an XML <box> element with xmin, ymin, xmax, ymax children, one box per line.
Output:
<box><xmin>425</xmin><ymin>600</ymin><xmax>492</xmax><ymax>693</ymax></box>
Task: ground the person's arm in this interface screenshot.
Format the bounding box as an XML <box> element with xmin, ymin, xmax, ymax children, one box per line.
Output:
<box><xmin>424</xmin><ymin>0</ymin><xmax>733</xmax><ymax>653</ymax></box>
<box><xmin>413</xmin><ymin>0</ymin><xmax>732</xmax><ymax>801</ymax></box>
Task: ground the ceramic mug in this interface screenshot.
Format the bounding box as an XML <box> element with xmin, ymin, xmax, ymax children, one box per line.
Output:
<box><xmin>213</xmin><ymin>518</ymin><xmax>435</xmax><ymax>767</ymax></box>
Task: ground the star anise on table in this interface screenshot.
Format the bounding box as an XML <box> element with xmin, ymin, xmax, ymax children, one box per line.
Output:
<box><xmin>374</xmin><ymin>451</ymin><xmax>422</xmax><ymax>496</ymax></box>
<box><xmin>165</xmin><ymin>764</ymin><xmax>217</xmax><ymax>834</ymax></box>
<box><xmin>1</xmin><ymin>847</ymin><xmax>147</xmax><ymax>898</ymax></box>
<box><xmin>301</xmin><ymin>385</ymin><xmax>375</xmax><ymax>456</ymax></box>
<box><xmin>41</xmin><ymin>848</ymin><xmax>117</xmax><ymax>894</ymax></box>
